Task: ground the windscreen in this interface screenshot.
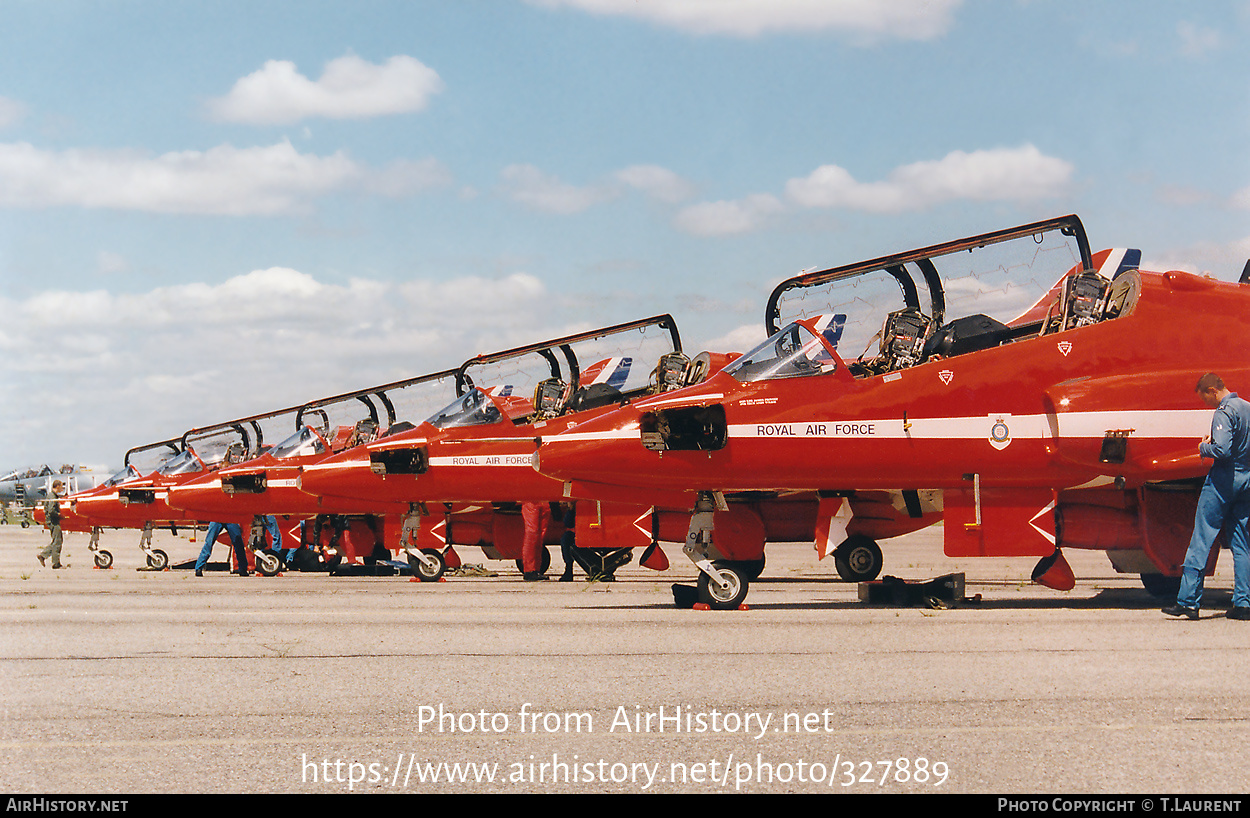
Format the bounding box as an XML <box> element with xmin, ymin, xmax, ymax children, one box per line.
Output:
<box><xmin>424</xmin><ymin>388</ymin><xmax>504</xmax><ymax>430</ymax></box>
<box><xmin>100</xmin><ymin>465</ymin><xmax>143</xmax><ymax>487</ymax></box>
<box><xmin>269</xmin><ymin>426</ymin><xmax>329</xmax><ymax>459</ymax></box>
<box><xmin>156</xmin><ymin>449</ymin><xmax>203</xmax><ymax>476</ymax></box>
<box><xmin>724</xmin><ymin>321</ymin><xmax>837</xmax><ymax>383</ymax></box>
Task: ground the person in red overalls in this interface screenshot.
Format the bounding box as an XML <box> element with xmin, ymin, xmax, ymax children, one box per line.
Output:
<box><xmin>521</xmin><ymin>501</ymin><xmax>551</xmax><ymax>581</ymax></box>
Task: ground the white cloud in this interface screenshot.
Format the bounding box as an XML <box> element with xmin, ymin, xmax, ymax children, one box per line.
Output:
<box><xmin>667</xmin><ymin>145</ymin><xmax>1073</xmax><ymax>236</ymax></box>
<box><xmin>1145</xmin><ymin>237</ymin><xmax>1250</xmax><ymax>279</ymax></box>
<box><xmin>96</xmin><ymin>251</ymin><xmax>128</xmax><ymax>275</ymax></box>
<box><xmin>498</xmin><ymin>164</ymin><xmax>620</xmax><ymax>214</ymax></box>
<box><xmin>0</xmin><ymin>268</ymin><xmax>558</xmax><ymax>465</ymax></box>
<box><xmin>673</xmin><ymin>194</ymin><xmax>783</xmax><ymax>236</ymax></box>
<box><xmin>0</xmin><ymin>96</ymin><xmax>25</xmax><ymax>130</ymax></box>
<box><xmin>498</xmin><ymin>162</ymin><xmax>695</xmax><ymax>214</ymax></box>
<box><xmin>1177</xmin><ymin>21</ymin><xmax>1222</xmax><ymax>57</ymax></box>
<box><xmin>0</xmin><ymin>141</ymin><xmax>448</xmax><ymax>214</ymax></box>
<box><xmin>615</xmin><ymin>164</ymin><xmax>696</xmax><ymax>203</ymax></box>
<box><xmin>528</xmin><ymin>0</ymin><xmax>962</xmax><ymax>40</ymax></box>
<box><xmin>207</xmin><ymin>54</ymin><xmax>444</xmax><ymax>125</ymax></box>
<box><xmin>785</xmin><ymin>145</ymin><xmax>1073</xmax><ymax>213</ymax></box>
<box><xmin>360</xmin><ymin>157</ymin><xmax>455</xmax><ymax>197</ymax></box>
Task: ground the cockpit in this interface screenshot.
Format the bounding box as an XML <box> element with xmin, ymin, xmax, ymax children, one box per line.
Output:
<box><xmin>100</xmin><ymin>464</ymin><xmax>143</xmax><ymax>488</ymax></box>
<box><xmin>156</xmin><ymin>448</ymin><xmax>205</xmax><ymax>477</ymax></box>
<box><xmin>763</xmin><ymin>215</ymin><xmax>1141</xmax><ymax>382</ymax></box>
<box><xmin>724</xmin><ymin>316</ymin><xmax>842</xmax><ymax>383</ymax></box>
<box><xmin>428</xmin><ymin>349</ymin><xmax>709</xmax><ymax>429</ymax></box>
<box><xmin>270</xmin><ymin>425</ymin><xmax>331</xmax><ymax>459</ymax></box>
<box><xmin>425</xmin><ymin>388</ymin><xmax>507</xmax><ymax>430</ymax></box>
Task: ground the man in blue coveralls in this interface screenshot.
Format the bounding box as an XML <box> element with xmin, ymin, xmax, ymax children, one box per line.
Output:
<box><xmin>195</xmin><ymin>521</ymin><xmax>247</xmax><ymax>577</ymax></box>
<box><xmin>1164</xmin><ymin>374</ymin><xmax>1250</xmax><ymax>620</ymax></box>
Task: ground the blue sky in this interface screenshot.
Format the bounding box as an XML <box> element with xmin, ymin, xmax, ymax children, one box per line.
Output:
<box><xmin>2</xmin><ymin>0</ymin><xmax>1248</xmax><ymax>469</ymax></box>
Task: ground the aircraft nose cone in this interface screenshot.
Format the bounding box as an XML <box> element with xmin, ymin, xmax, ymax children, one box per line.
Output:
<box><xmin>532</xmin><ymin>433</ymin><xmax>595</xmax><ymax>481</ymax></box>
<box><xmin>166</xmin><ymin>481</ymin><xmax>223</xmax><ymax>513</ymax></box>
<box><xmin>297</xmin><ymin>455</ymin><xmax>373</xmax><ymax>499</ymax></box>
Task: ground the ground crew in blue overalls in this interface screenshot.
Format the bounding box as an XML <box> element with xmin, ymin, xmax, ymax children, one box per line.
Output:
<box><xmin>1164</xmin><ymin>373</ymin><xmax>1250</xmax><ymax>620</ymax></box>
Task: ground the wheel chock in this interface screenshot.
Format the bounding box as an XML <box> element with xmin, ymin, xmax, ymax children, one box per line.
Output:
<box><xmin>671</xmin><ymin>583</ymin><xmax>699</xmax><ymax>609</ymax></box>
<box><xmin>859</xmin><ymin>573</ymin><xmax>966</xmax><ymax>606</ymax></box>
<box><xmin>691</xmin><ymin>602</ymin><xmax>750</xmax><ymax>611</ymax></box>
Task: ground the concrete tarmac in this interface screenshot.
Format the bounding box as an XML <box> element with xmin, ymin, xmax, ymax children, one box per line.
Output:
<box><xmin>2</xmin><ymin>523</ymin><xmax>1248</xmax><ymax>795</ymax></box>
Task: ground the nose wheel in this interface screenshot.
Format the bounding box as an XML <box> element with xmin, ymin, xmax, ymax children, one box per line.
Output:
<box><xmin>255</xmin><ymin>551</ymin><xmax>282</xmax><ymax>577</ymax></box>
<box><xmin>145</xmin><ymin>549</ymin><xmax>169</xmax><ymax>571</ymax></box>
<box><xmin>409</xmin><ymin>548</ymin><xmax>447</xmax><ymax>582</ymax></box>
<box><xmin>93</xmin><ymin>549</ymin><xmax>113</xmax><ymax>569</ymax></box>
<box><xmin>697</xmin><ymin>562</ymin><xmax>750</xmax><ymax>610</ymax></box>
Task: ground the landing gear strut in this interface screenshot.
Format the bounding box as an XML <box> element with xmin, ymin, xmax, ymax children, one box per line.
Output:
<box><xmin>248</xmin><ymin>517</ymin><xmax>283</xmax><ymax>576</ymax></box>
<box><xmin>401</xmin><ymin>505</ymin><xmax>447</xmax><ymax>582</ymax></box>
<box><xmin>139</xmin><ymin>523</ymin><xmax>168</xmax><ymax>570</ymax></box>
<box><xmin>683</xmin><ymin>491</ymin><xmax>751</xmax><ymax>609</ymax></box>
<box><xmin>89</xmin><ymin>526</ymin><xmax>113</xmax><ymax>569</ymax></box>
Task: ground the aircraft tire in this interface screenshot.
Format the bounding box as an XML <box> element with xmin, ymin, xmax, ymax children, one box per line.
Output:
<box><xmin>739</xmin><ymin>555</ymin><xmax>766</xmax><ymax>580</ymax></box>
<box><xmin>93</xmin><ymin>550</ymin><xmax>113</xmax><ymax>570</ymax></box>
<box><xmin>513</xmin><ymin>547</ymin><xmax>551</xmax><ymax>576</ymax></box>
<box><xmin>410</xmin><ymin>548</ymin><xmax>447</xmax><ymax>582</ymax></box>
<box><xmin>146</xmin><ymin>549</ymin><xmax>169</xmax><ymax>571</ymax></box>
<box><xmin>1140</xmin><ymin>573</ymin><xmax>1181</xmax><ymax>598</ymax></box>
<box><xmin>255</xmin><ymin>551</ymin><xmax>282</xmax><ymax>577</ymax></box>
<box><xmin>833</xmin><ymin>535</ymin><xmax>882</xmax><ymax>582</ymax></box>
<box><xmin>697</xmin><ymin>562</ymin><xmax>749</xmax><ymax>610</ymax></box>
<box><xmin>21</xmin><ymin>521</ymin><xmax>29</xmax><ymax>528</ymax></box>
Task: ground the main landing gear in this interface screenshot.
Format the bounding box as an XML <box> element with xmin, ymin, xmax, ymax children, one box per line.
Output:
<box><xmin>832</xmin><ymin>535</ymin><xmax>883</xmax><ymax>583</ymax></box>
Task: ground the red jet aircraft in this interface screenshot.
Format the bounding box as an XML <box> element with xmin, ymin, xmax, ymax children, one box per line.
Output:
<box><xmin>62</xmin><ymin>404</ymin><xmax>314</xmax><ymax>570</ymax></box>
<box><xmin>296</xmin><ymin>316</ymin><xmax>697</xmax><ymax>578</ymax></box>
<box><xmin>297</xmin><ymin>315</ymin><xmax>938</xmax><ymax>581</ymax></box>
<box><xmin>165</xmin><ymin>368</ymin><xmax>464</xmax><ymax>577</ymax></box>
<box><xmin>44</xmin><ymin>438</ymin><xmax>185</xmax><ymax>568</ymax></box>
<box><xmin>532</xmin><ymin>215</ymin><xmax>1250</xmax><ymax>608</ymax></box>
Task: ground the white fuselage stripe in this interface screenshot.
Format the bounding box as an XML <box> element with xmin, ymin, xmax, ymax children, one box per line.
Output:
<box><xmin>428</xmin><ymin>455</ymin><xmax>534</xmax><ymax>467</ymax></box>
<box><xmin>547</xmin><ymin>409</ymin><xmax>1211</xmax><ymax>443</ymax></box>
